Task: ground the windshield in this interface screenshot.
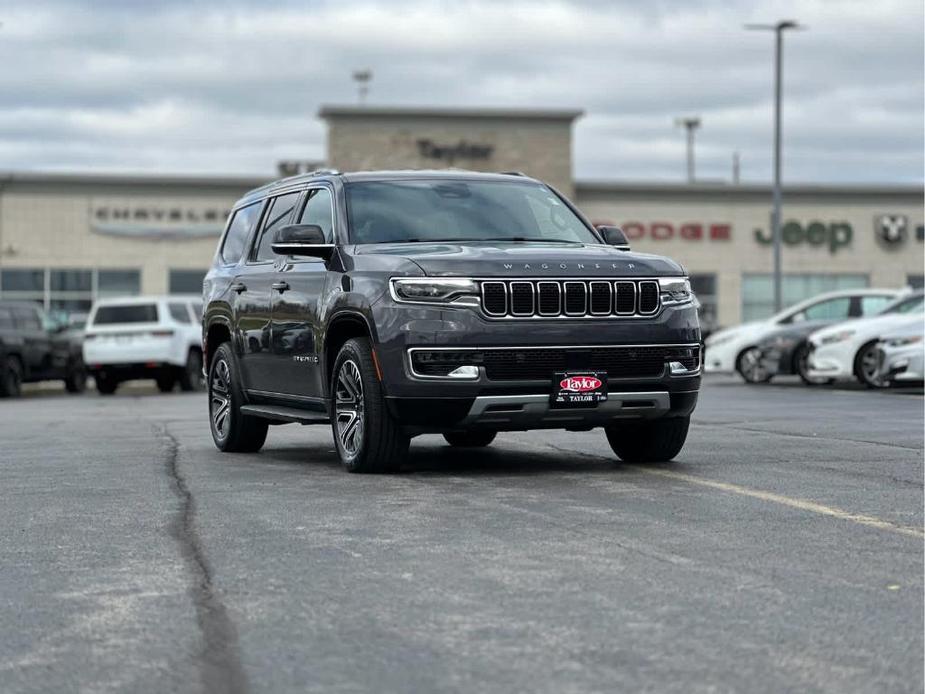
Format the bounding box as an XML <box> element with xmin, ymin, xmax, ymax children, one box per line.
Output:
<box><xmin>345</xmin><ymin>179</ymin><xmax>600</xmax><ymax>245</ymax></box>
<box><xmin>879</xmin><ymin>293</ymin><xmax>924</xmax><ymax>315</ymax></box>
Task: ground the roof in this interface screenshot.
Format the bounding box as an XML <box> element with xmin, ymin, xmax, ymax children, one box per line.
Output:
<box><xmin>318</xmin><ymin>105</ymin><xmax>584</xmax><ymax>121</ymax></box>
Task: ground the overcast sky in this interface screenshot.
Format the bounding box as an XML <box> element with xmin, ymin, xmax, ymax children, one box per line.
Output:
<box><xmin>2</xmin><ymin>0</ymin><xmax>922</xmax><ymax>184</ymax></box>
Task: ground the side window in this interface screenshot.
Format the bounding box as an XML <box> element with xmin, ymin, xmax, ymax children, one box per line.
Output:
<box><xmin>298</xmin><ymin>188</ymin><xmax>335</xmax><ymax>243</ymax></box>
<box><xmin>168</xmin><ymin>303</ymin><xmax>191</xmax><ymax>324</ymax></box>
<box><xmin>13</xmin><ymin>307</ymin><xmax>42</xmax><ymax>330</ymax></box>
<box><xmin>254</xmin><ymin>192</ymin><xmax>301</xmax><ymax>262</ymax></box>
<box><xmin>859</xmin><ymin>295</ymin><xmax>893</xmax><ymax>316</ymax></box>
<box><xmin>802</xmin><ymin>297</ymin><xmax>851</xmax><ymax>321</ymax></box>
<box><xmin>0</xmin><ymin>307</ymin><xmax>13</xmax><ymax>329</ymax></box>
<box><xmin>220</xmin><ymin>202</ymin><xmax>263</xmax><ymax>265</ymax></box>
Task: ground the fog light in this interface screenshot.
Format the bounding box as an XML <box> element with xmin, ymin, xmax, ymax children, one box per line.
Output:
<box><xmin>669</xmin><ymin>361</ymin><xmax>692</xmax><ymax>375</ymax></box>
<box><xmin>447</xmin><ymin>365</ymin><xmax>479</xmax><ymax>379</ymax></box>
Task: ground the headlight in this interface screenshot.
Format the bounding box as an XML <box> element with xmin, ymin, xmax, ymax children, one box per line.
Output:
<box><xmin>390</xmin><ymin>278</ymin><xmax>479</xmax><ymax>305</ymax></box>
<box><xmin>886</xmin><ymin>335</ymin><xmax>923</xmax><ymax>347</ymax></box>
<box><xmin>819</xmin><ymin>329</ymin><xmax>855</xmax><ymax>345</ymax></box>
<box><xmin>658</xmin><ymin>277</ymin><xmax>692</xmax><ymax>306</ymax></box>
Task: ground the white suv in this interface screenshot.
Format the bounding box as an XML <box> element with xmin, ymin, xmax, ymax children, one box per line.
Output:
<box><xmin>83</xmin><ymin>295</ymin><xmax>204</xmax><ymax>395</ymax></box>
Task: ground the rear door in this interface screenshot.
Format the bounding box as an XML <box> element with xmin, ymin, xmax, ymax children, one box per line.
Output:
<box><xmin>236</xmin><ymin>191</ymin><xmax>302</xmax><ymax>393</ymax></box>
<box><xmin>270</xmin><ymin>186</ymin><xmax>335</xmax><ymax>400</ymax></box>
<box><xmin>12</xmin><ymin>305</ymin><xmax>51</xmax><ymax>378</ymax></box>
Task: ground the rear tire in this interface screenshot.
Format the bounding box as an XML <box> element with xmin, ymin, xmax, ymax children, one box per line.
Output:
<box><xmin>95</xmin><ymin>373</ymin><xmax>118</xmax><ymax>395</ymax></box>
<box><xmin>179</xmin><ymin>349</ymin><xmax>204</xmax><ymax>392</ymax></box>
<box><xmin>332</xmin><ymin>338</ymin><xmax>408</xmax><ymax>473</ymax></box>
<box><xmin>209</xmin><ymin>342</ymin><xmax>268</xmax><ymax>452</ymax></box>
<box><xmin>0</xmin><ymin>356</ymin><xmax>23</xmax><ymax>397</ymax></box>
<box><xmin>64</xmin><ymin>357</ymin><xmax>88</xmax><ymax>394</ymax></box>
<box><xmin>736</xmin><ymin>346</ymin><xmax>772</xmax><ymax>384</ymax></box>
<box><xmin>605</xmin><ymin>416</ymin><xmax>690</xmax><ymax>463</ymax></box>
<box><xmin>854</xmin><ymin>340</ymin><xmax>887</xmax><ymax>388</ymax></box>
<box><xmin>443</xmin><ymin>431</ymin><xmax>497</xmax><ymax>448</ymax></box>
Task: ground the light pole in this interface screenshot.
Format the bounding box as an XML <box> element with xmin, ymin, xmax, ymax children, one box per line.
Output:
<box><xmin>674</xmin><ymin>116</ymin><xmax>701</xmax><ymax>183</ymax></box>
<box><xmin>352</xmin><ymin>69</ymin><xmax>372</xmax><ymax>105</ymax></box>
<box><xmin>746</xmin><ymin>20</ymin><xmax>802</xmax><ymax>313</ymax></box>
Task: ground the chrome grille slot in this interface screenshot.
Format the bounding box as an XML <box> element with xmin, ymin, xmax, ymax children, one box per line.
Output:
<box><xmin>564</xmin><ymin>282</ymin><xmax>587</xmax><ymax>315</ymax></box>
<box><xmin>510</xmin><ymin>282</ymin><xmax>534</xmax><ymax>315</ymax></box>
<box><xmin>537</xmin><ymin>282</ymin><xmax>561</xmax><ymax>315</ymax></box>
<box><xmin>638</xmin><ymin>281</ymin><xmax>660</xmax><ymax>314</ymax></box>
<box><xmin>589</xmin><ymin>281</ymin><xmax>611</xmax><ymax>315</ymax></box>
<box><xmin>481</xmin><ymin>282</ymin><xmax>507</xmax><ymax>315</ymax></box>
<box><xmin>615</xmin><ymin>281</ymin><xmax>636</xmax><ymax>314</ymax></box>
<box><xmin>476</xmin><ymin>278</ymin><xmax>664</xmax><ymax>319</ymax></box>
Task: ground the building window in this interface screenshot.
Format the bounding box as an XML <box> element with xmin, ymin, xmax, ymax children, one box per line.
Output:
<box><xmin>689</xmin><ymin>274</ymin><xmax>717</xmax><ymax>332</ymax></box>
<box><xmin>0</xmin><ymin>267</ymin><xmax>140</xmax><ymax>321</ymax></box>
<box><xmin>169</xmin><ymin>269</ymin><xmax>207</xmax><ymax>294</ymax></box>
<box><xmin>742</xmin><ymin>273</ymin><xmax>869</xmax><ymax>322</ymax></box>
<box><xmin>98</xmin><ymin>269</ymin><xmax>141</xmax><ymax>296</ymax></box>
<box><xmin>907</xmin><ymin>274</ymin><xmax>924</xmax><ymax>289</ymax></box>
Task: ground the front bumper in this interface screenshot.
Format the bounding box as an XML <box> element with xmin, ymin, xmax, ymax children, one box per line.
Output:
<box><xmin>878</xmin><ymin>344</ymin><xmax>925</xmax><ymax>383</ymax></box>
<box><xmin>371</xmin><ymin>299</ymin><xmax>700</xmax><ymax>432</ymax></box>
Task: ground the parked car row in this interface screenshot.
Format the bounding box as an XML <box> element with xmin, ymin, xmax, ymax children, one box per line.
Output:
<box><xmin>704</xmin><ymin>288</ymin><xmax>924</xmax><ymax>388</ymax></box>
<box><xmin>0</xmin><ymin>295</ymin><xmax>205</xmax><ymax>397</ymax></box>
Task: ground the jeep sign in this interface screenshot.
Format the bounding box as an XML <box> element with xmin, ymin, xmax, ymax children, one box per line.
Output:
<box><xmin>754</xmin><ymin>220</ymin><xmax>853</xmax><ymax>254</ymax></box>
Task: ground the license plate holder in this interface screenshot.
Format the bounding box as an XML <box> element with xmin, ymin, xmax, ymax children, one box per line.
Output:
<box><xmin>550</xmin><ymin>371</ymin><xmax>608</xmax><ymax>409</ymax></box>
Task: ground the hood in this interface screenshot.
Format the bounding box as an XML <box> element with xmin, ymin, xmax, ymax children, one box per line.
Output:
<box><xmin>352</xmin><ymin>241</ymin><xmax>685</xmax><ymax>278</ymax></box>
<box><xmin>812</xmin><ymin>312</ymin><xmax>924</xmax><ymax>342</ymax></box>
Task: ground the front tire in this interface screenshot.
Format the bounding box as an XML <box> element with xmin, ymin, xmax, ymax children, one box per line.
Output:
<box><xmin>443</xmin><ymin>431</ymin><xmax>497</xmax><ymax>448</ymax></box>
<box><xmin>736</xmin><ymin>346</ymin><xmax>771</xmax><ymax>384</ymax></box>
<box><xmin>156</xmin><ymin>374</ymin><xmax>176</xmax><ymax>393</ymax></box>
<box><xmin>605</xmin><ymin>416</ymin><xmax>690</xmax><ymax>463</ymax></box>
<box><xmin>209</xmin><ymin>343</ymin><xmax>268</xmax><ymax>452</ymax></box>
<box><xmin>855</xmin><ymin>341</ymin><xmax>887</xmax><ymax>388</ymax></box>
<box><xmin>332</xmin><ymin>338</ymin><xmax>408</xmax><ymax>473</ymax></box>
<box><xmin>0</xmin><ymin>356</ymin><xmax>23</xmax><ymax>397</ymax></box>
<box><xmin>94</xmin><ymin>373</ymin><xmax>118</xmax><ymax>395</ymax></box>
<box><xmin>64</xmin><ymin>357</ymin><xmax>88</xmax><ymax>394</ymax></box>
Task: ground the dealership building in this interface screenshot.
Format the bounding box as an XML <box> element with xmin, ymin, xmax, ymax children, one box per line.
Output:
<box><xmin>0</xmin><ymin>105</ymin><xmax>921</xmax><ymax>330</ymax></box>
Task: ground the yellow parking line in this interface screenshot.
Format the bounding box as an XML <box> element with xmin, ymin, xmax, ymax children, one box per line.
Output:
<box><xmin>627</xmin><ymin>465</ymin><xmax>925</xmax><ymax>540</ymax></box>
<box><xmin>512</xmin><ymin>439</ymin><xmax>924</xmax><ymax>540</ymax></box>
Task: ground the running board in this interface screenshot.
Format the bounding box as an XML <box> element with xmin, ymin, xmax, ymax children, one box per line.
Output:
<box><xmin>240</xmin><ymin>404</ymin><xmax>329</xmax><ymax>425</ymax></box>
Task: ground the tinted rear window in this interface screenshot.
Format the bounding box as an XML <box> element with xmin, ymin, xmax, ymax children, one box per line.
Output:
<box><xmin>93</xmin><ymin>304</ymin><xmax>159</xmax><ymax>325</ymax></box>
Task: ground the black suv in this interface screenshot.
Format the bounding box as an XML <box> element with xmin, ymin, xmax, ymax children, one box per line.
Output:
<box><xmin>203</xmin><ymin>170</ymin><xmax>700</xmax><ymax>472</ymax></box>
<box><xmin>0</xmin><ymin>301</ymin><xmax>87</xmax><ymax>397</ymax></box>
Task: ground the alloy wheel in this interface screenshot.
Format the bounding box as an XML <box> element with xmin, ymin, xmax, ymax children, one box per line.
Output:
<box><xmin>738</xmin><ymin>347</ymin><xmax>769</xmax><ymax>383</ymax></box>
<box><xmin>859</xmin><ymin>345</ymin><xmax>886</xmax><ymax>388</ymax></box>
<box><xmin>335</xmin><ymin>359</ymin><xmax>365</xmax><ymax>456</ymax></box>
<box><xmin>210</xmin><ymin>358</ymin><xmax>232</xmax><ymax>438</ymax></box>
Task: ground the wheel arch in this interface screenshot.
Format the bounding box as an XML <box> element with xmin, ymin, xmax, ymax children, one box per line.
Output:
<box><xmin>324</xmin><ymin>311</ymin><xmax>375</xmax><ymax>396</ymax></box>
<box><xmin>204</xmin><ymin>320</ymin><xmax>232</xmax><ymax>372</ymax></box>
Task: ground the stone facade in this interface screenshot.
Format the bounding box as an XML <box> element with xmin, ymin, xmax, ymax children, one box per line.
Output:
<box><xmin>320</xmin><ymin>106</ymin><xmax>581</xmax><ymax>197</ymax></box>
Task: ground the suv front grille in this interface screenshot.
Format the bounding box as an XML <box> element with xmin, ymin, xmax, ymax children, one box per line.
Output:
<box><xmin>478</xmin><ymin>279</ymin><xmax>660</xmax><ymax>319</ymax></box>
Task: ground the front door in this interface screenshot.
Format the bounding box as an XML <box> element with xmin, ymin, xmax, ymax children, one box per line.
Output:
<box><xmin>270</xmin><ymin>187</ymin><xmax>335</xmax><ymax>400</ymax></box>
<box><xmin>235</xmin><ymin>191</ymin><xmax>302</xmax><ymax>394</ymax></box>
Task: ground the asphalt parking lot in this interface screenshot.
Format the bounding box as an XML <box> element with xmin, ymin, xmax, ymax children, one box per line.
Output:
<box><xmin>1</xmin><ymin>375</ymin><xmax>922</xmax><ymax>694</ymax></box>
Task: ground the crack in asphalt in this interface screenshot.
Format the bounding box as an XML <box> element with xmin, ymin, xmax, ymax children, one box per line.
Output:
<box><xmin>156</xmin><ymin>424</ymin><xmax>249</xmax><ymax>694</ymax></box>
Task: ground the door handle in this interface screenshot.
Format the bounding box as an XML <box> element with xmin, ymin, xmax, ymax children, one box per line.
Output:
<box><xmin>272</xmin><ymin>281</ymin><xmax>290</xmax><ymax>293</ymax></box>
<box><xmin>231</xmin><ymin>282</ymin><xmax>247</xmax><ymax>294</ymax></box>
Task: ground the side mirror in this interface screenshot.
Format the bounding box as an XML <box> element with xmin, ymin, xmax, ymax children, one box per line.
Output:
<box><xmin>272</xmin><ymin>224</ymin><xmax>334</xmax><ymax>261</ymax></box>
<box><xmin>596</xmin><ymin>225</ymin><xmax>631</xmax><ymax>251</ymax></box>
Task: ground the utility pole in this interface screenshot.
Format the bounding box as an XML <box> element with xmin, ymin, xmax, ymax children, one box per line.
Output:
<box><xmin>352</xmin><ymin>69</ymin><xmax>372</xmax><ymax>105</ymax></box>
<box><xmin>674</xmin><ymin>117</ymin><xmax>701</xmax><ymax>183</ymax></box>
<box><xmin>732</xmin><ymin>151</ymin><xmax>741</xmax><ymax>184</ymax></box>
<box><xmin>746</xmin><ymin>20</ymin><xmax>803</xmax><ymax>313</ymax></box>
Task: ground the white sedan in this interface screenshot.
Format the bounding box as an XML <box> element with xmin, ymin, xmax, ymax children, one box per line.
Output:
<box><xmin>877</xmin><ymin>322</ymin><xmax>924</xmax><ymax>385</ymax></box>
<box><xmin>703</xmin><ymin>288</ymin><xmax>901</xmax><ymax>380</ymax></box>
<box><xmin>807</xmin><ymin>291</ymin><xmax>924</xmax><ymax>388</ymax></box>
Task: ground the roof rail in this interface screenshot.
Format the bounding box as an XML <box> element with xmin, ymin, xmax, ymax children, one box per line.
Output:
<box><xmin>243</xmin><ymin>169</ymin><xmax>342</xmax><ymax>197</ymax></box>
<box><xmin>499</xmin><ymin>171</ymin><xmax>527</xmax><ymax>177</ymax></box>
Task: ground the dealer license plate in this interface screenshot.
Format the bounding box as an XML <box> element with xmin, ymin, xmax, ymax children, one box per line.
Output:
<box><xmin>550</xmin><ymin>371</ymin><xmax>608</xmax><ymax>409</ymax></box>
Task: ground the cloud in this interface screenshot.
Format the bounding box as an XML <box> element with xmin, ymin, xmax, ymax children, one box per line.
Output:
<box><xmin>0</xmin><ymin>0</ymin><xmax>921</xmax><ymax>183</ymax></box>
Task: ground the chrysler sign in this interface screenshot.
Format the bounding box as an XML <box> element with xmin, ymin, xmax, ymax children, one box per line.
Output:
<box><xmin>91</xmin><ymin>201</ymin><xmax>232</xmax><ymax>240</ymax></box>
